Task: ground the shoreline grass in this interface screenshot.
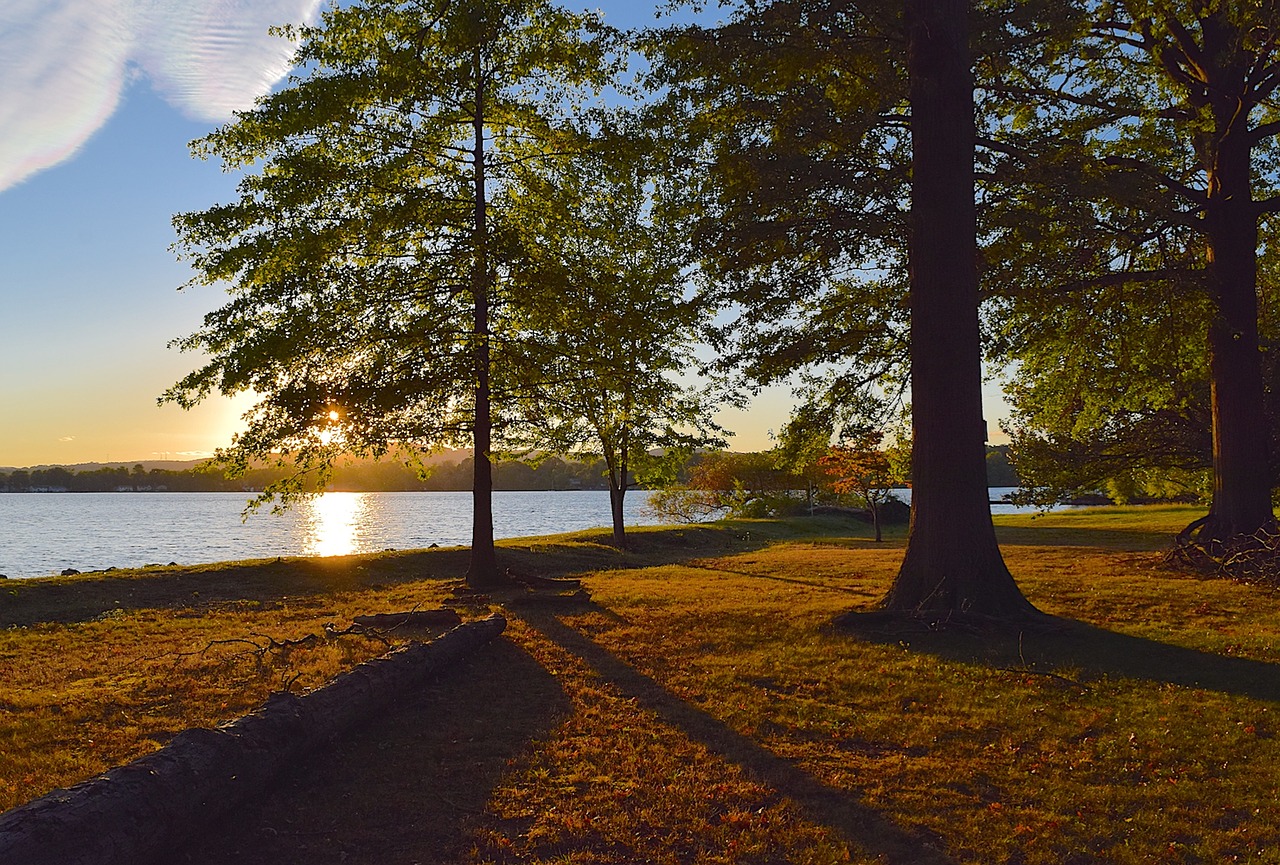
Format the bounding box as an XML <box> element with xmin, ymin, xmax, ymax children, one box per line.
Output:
<box><xmin>10</xmin><ymin>505</ymin><xmax>1280</xmax><ymax>862</ymax></box>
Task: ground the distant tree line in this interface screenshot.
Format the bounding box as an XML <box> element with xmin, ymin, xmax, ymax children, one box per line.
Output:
<box><xmin>0</xmin><ymin>456</ymin><xmax>614</xmax><ymax>494</ymax></box>
<box><xmin>0</xmin><ymin>448</ymin><xmax>1026</xmax><ymax>496</ymax></box>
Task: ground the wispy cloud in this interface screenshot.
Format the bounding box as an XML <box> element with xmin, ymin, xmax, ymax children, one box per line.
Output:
<box><xmin>58</xmin><ymin>436</ymin><xmax>76</xmax><ymax>442</ymax></box>
<box><xmin>0</xmin><ymin>0</ymin><xmax>321</xmax><ymax>192</ymax></box>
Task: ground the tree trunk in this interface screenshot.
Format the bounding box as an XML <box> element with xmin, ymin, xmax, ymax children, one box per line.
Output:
<box><xmin>609</xmin><ymin>479</ymin><xmax>627</xmax><ymax>548</ymax></box>
<box><xmin>883</xmin><ymin>0</ymin><xmax>1037</xmax><ymax>618</ymax></box>
<box><xmin>468</xmin><ymin>48</ymin><xmax>500</xmax><ymax>588</ymax></box>
<box><xmin>608</xmin><ymin>441</ymin><xmax>628</xmax><ymax>549</ymax></box>
<box><xmin>1196</xmin><ymin>99</ymin><xmax>1275</xmax><ymax>546</ymax></box>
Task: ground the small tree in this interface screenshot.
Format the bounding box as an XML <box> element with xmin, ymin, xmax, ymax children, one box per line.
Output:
<box><xmin>647</xmin><ymin>451</ymin><xmax>808</xmax><ymax>523</ymax></box>
<box><xmin>818</xmin><ymin>432</ymin><xmax>908</xmax><ymax>542</ymax></box>
<box><xmin>504</xmin><ymin>127</ymin><xmax>723</xmax><ymax>547</ymax></box>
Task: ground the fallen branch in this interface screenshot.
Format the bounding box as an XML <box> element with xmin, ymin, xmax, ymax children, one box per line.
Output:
<box><xmin>505</xmin><ymin>567</ymin><xmax>583</xmax><ymax>591</ymax></box>
<box><xmin>997</xmin><ymin>667</ymin><xmax>1092</xmax><ymax>692</ymax></box>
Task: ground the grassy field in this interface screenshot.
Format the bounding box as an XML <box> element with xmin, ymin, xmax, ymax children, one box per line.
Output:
<box><xmin>6</xmin><ymin>505</ymin><xmax>1280</xmax><ymax>863</ymax></box>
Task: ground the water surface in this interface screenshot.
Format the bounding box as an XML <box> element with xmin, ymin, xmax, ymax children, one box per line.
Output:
<box><xmin>0</xmin><ymin>490</ymin><xmax>660</xmax><ymax>579</ymax></box>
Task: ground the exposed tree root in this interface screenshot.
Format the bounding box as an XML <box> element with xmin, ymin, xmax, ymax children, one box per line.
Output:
<box><xmin>1165</xmin><ymin>521</ymin><xmax>1280</xmax><ymax>585</ymax></box>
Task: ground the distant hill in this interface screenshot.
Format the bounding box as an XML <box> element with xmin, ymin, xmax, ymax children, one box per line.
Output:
<box><xmin>0</xmin><ymin>450</ymin><xmax>476</xmax><ymax>474</ymax></box>
<box><xmin>2</xmin><ymin>460</ymin><xmax>208</xmax><ymax>473</ymax></box>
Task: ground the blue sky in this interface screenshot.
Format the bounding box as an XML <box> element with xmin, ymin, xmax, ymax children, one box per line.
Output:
<box><xmin>0</xmin><ymin>0</ymin><xmax>1008</xmax><ymax>468</ymax></box>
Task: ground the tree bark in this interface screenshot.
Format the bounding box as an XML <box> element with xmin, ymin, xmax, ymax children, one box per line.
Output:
<box><xmin>608</xmin><ymin>478</ymin><xmax>627</xmax><ymax>548</ymax></box>
<box><xmin>883</xmin><ymin>0</ymin><xmax>1037</xmax><ymax>618</ymax></box>
<box><xmin>468</xmin><ymin>47</ymin><xmax>500</xmax><ymax>587</ymax></box>
<box><xmin>1194</xmin><ymin>35</ymin><xmax>1275</xmax><ymax>546</ymax></box>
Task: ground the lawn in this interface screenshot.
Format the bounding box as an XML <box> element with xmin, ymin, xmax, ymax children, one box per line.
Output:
<box><xmin>5</xmin><ymin>505</ymin><xmax>1280</xmax><ymax>863</ymax></box>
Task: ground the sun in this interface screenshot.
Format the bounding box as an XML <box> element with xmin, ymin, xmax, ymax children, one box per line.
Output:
<box><xmin>318</xmin><ymin>408</ymin><xmax>344</xmax><ymax>445</ymax></box>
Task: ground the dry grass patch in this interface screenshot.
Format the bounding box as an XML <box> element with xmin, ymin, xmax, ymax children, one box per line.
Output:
<box><xmin>0</xmin><ymin>579</ymin><xmax>455</xmax><ymax>811</ymax></box>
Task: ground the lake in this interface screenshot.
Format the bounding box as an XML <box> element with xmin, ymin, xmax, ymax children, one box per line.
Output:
<box><xmin>0</xmin><ymin>487</ymin><xmax>1055</xmax><ymax>579</ymax></box>
<box><xmin>0</xmin><ymin>490</ymin><xmax>664</xmax><ymax>579</ymax></box>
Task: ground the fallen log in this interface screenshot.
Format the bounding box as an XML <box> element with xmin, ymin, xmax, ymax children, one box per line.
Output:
<box><xmin>351</xmin><ymin>609</ymin><xmax>461</xmax><ymax>630</ymax></box>
<box><xmin>0</xmin><ymin>613</ymin><xmax>506</xmax><ymax>865</ymax></box>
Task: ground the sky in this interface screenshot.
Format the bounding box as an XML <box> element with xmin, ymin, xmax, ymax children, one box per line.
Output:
<box><xmin>0</xmin><ymin>0</ymin><xmax>1010</xmax><ymax>469</ymax></box>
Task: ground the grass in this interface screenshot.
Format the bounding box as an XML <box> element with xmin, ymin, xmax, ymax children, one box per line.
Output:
<box><xmin>7</xmin><ymin>505</ymin><xmax>1280</xmax><ymax>863</ymax></box>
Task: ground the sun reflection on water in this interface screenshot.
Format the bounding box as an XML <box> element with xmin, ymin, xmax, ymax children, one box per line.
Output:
<box><xmin>302</xmin><ymin>492</ymin><xmax>366</xmax><ymax>557</ymax></box>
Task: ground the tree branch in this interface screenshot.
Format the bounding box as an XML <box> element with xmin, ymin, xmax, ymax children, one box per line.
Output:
<box><xmin>1250</xmin><ymin>118</ymin><xmax>1280</xmax><ymax>144</ymax></box>
<box><xmin>1101</xmin><ymin>155</ymin><xmax>1206</xmax><ymax>206</ymax></box>
<box><xmin>1005</xmin><ymin>268</ymin><xmax>1196</xmax><ymax>297</ymax></box>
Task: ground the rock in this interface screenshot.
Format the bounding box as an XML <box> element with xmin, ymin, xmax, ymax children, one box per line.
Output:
<box><xmin>61</xmin><ymin>568</ymin><xmax>81</xmax><ymax>576</ymax></box>
<box><xmin>810</xmin><ymin>505</ymin><xmax>866</xmax><ymax>518</ymax></box>
<box><xmin>878</xmin><ymin>499</ymin><xmax>911</xmax><ymax>524</ymax></box>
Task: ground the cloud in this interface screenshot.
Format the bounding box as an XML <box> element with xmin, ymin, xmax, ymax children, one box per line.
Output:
<box><xmin>58</xmin><ymin>436</ymin><xmax>76</xmax><ymax>442</ymax></box>
<box><xmin>0</xmin><ymin>0</ymin><xmax>322</xmax><ymax>192</ymax></box>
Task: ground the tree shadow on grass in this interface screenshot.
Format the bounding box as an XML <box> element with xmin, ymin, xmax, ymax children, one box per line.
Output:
<box><xmin>172</xmin><ymin>637</ymin><xmax>569</xmax><ymax>865</ymax></box>
<box><xmin>514</xmin><ymin>602</ymin><xmax>960</xmax><ymax>865</ymax></box>
<box><xmin>838</xmin><ymin>612</ymin><xmax>1280</xmax><ymax>703</ymax></box>
<box><xmin>0</xmin><ymin>523</ymin><xmax>789</xmax><ymax>628</ymax></box>
<box><xmin>993</xmin><ymin>524</ymin><xmax>1175</xmax><ymax>551</ymax></box>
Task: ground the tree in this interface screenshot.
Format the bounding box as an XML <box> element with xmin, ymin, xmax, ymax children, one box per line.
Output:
<box><xmin>880</xmin><ymin>0</ymin><xmax>1037</xmax><ymax>617</ymax></box>
<box><xmin>505</xmin><ymin>129</ymin><xmax>724</xmax><ymax>547</ymax></box>
<box><xmin>986</xmin><ymin>2</ymin><xmax>1280</xmax><ymax>547</ymax></box>
<box><xmin>164</xmin><ymin>0</ymin><xmax>615</xmax><ymax>587</ymax></box>
<box><xmin>998</xmin><ymin>273</ymin><xmax>1220</xmax><ymax>506</ymax></box>
<box><xmin>818</xmin><ymin>432</ymin><xmax>908</xmax><ymax>542</ymax></box>
<box><xmin>646</xmin><ymin>450</ymin><xmax>807</xmax><ymax>523</ymax></box>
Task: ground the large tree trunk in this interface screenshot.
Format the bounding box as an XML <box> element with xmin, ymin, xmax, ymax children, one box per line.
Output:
<box><xmin>468</xmin><ymin>49</ymin><xmax>500</xmax><ymax>588</ymax></box>
<box><xmin>882</xmin><ymin>0</ymin><xmax>1037</xmax><ymax>618</ymax></box>
<box><xmin>1196</xmin><ymin>87</ymin><xmax>1275</xmax><ymax>546</ymax></box>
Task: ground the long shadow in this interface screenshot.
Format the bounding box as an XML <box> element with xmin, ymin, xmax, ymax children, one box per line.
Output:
<box><xmin>514</xmin><ymin>603</ymin><xmax>959</xmax><ymax>865</ymax></box>
<box><xmin>993</xmin><ymin>524</ymin><xmax>1175</xmax><ymax>551</ymax></box>
<box><xmin>1</xmin><ymin>521</ymin><xmax>812</xmax><ymax>628</ymax></box>
<box><xmin>839</xmin><ymin>612</ymin><xmax>1280</xmax><ymax>703</ymax></box>
<box><xmin>171</xmin><ymin>637</ymin><xmax>569</xmax><ymax>865</ymax></box>
<box><xmin>0</xmin><ymin>549</ymin><xmax>472</xmax><ymax>628</ymax></box>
